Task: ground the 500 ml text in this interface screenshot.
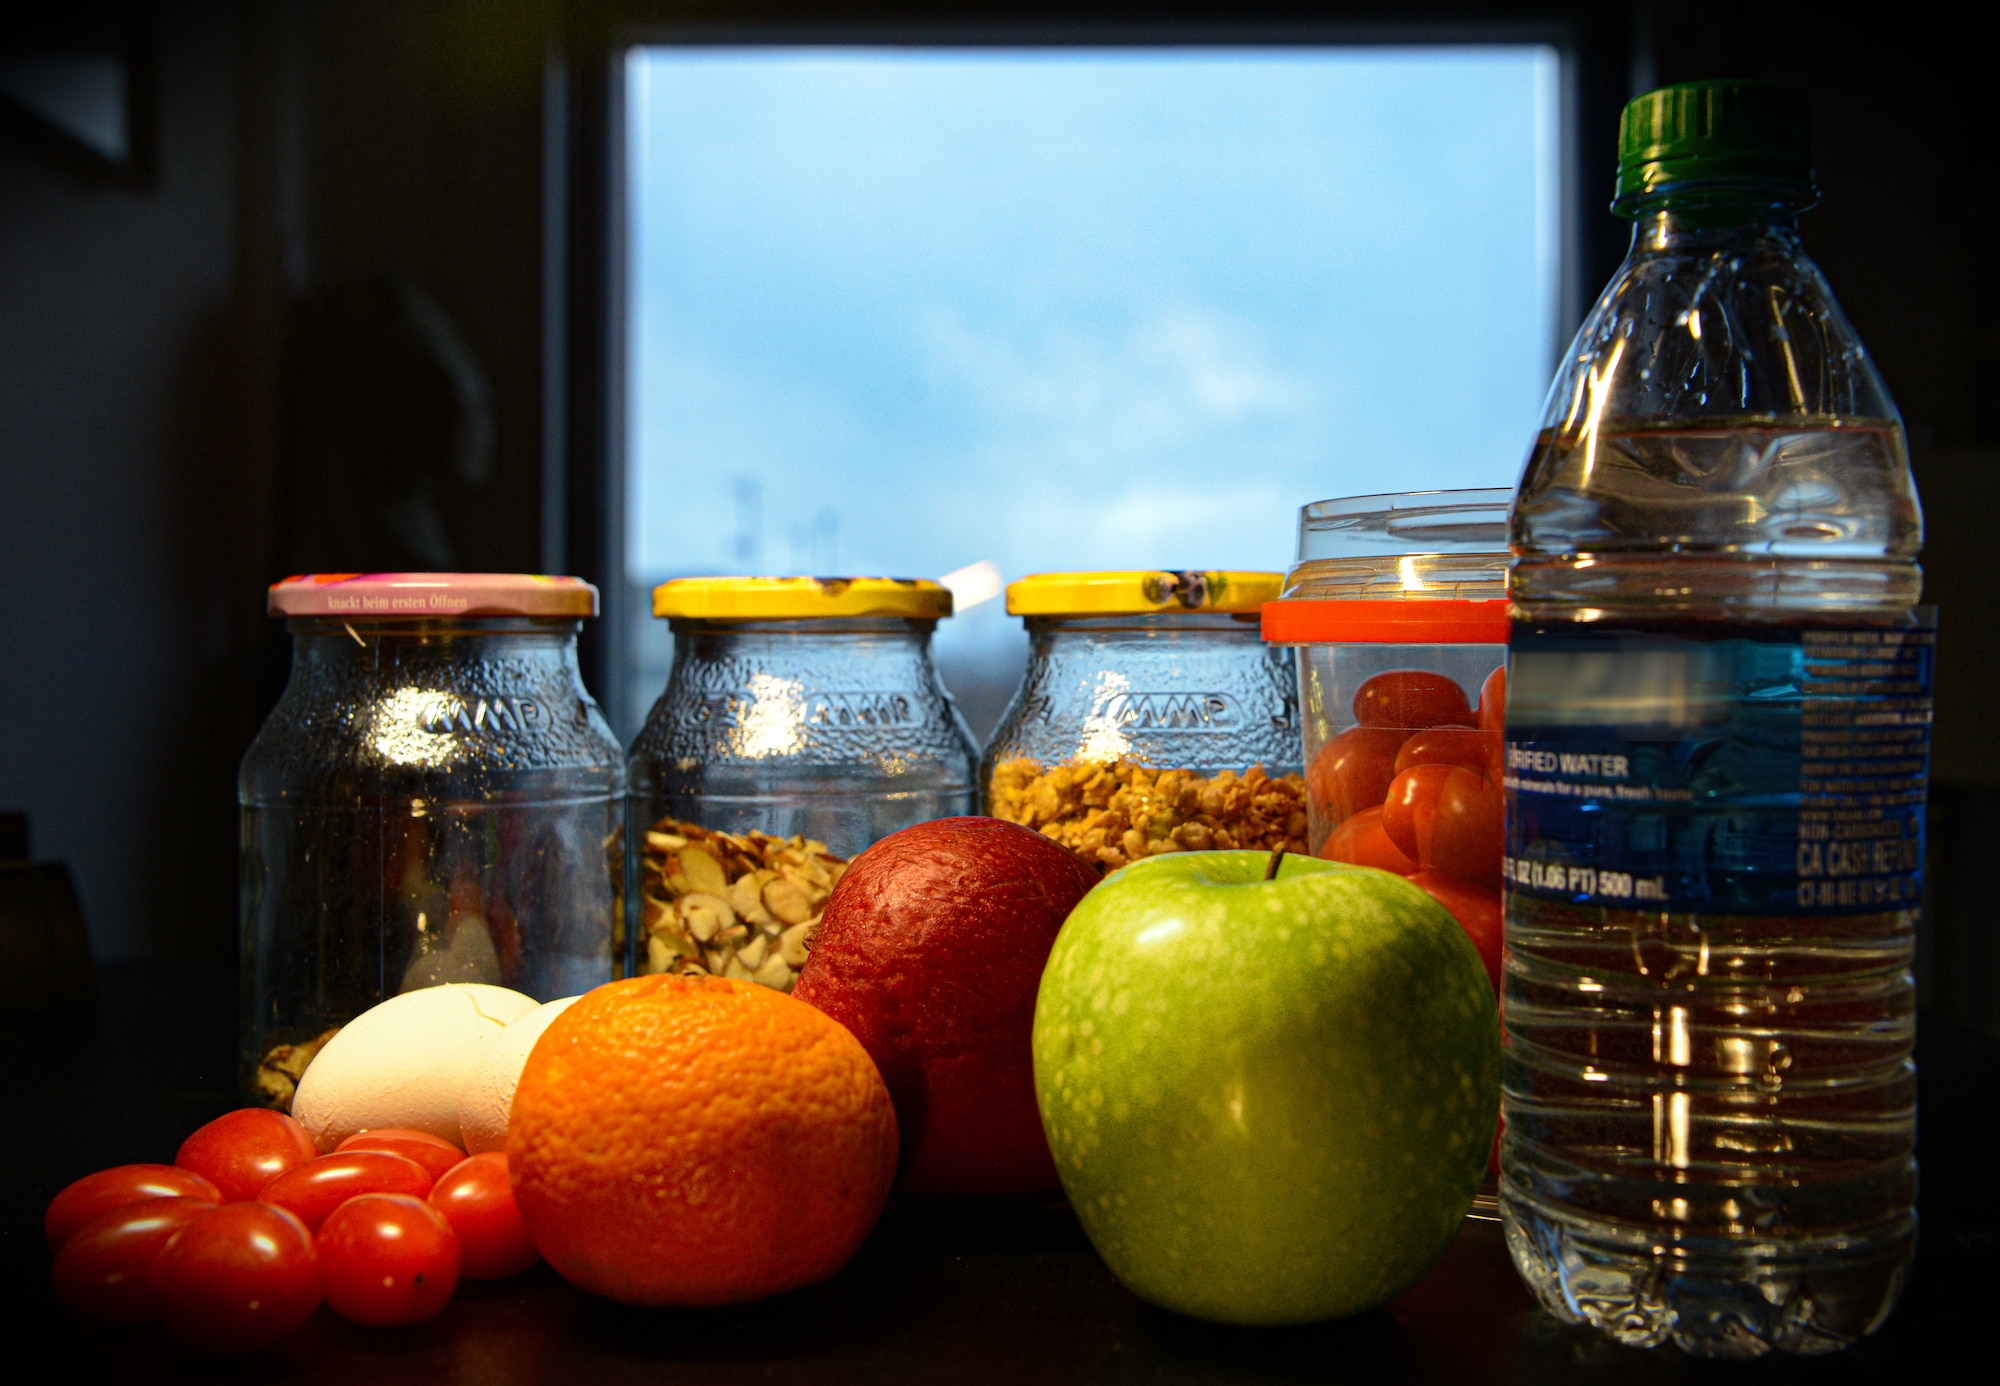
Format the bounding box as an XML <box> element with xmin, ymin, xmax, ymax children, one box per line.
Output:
<box><xmin>1505</xmin><ymin>856</ymin><xmax>1667</xmax><ymax>902</ymax></box>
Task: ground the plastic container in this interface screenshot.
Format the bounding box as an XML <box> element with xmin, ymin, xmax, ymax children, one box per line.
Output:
<box><xmin>239</xmin><ymin>574</ymin><xmax>623</xmax><ymax>1110</ymax></box>
<box><xmin>984</xmin><ymin>571</ymin><xmax>1306</xmax><ymax>874</ymax></box>
<box><xmin>628</xmin><ymin>577</ymin><xmax>978</xmax><ymax>990</ymax></box>
<box><xmin>1502</xmin><ymin>83</ymin><xmax>1930</xmax><ymax>1357</ymax></box>
<box><xmin>1265</xmin><ymin>492</ymin><xmax>1509</xmax><ymax>936</ymax></box>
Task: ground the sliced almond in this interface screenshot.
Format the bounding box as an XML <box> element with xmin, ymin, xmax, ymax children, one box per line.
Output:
<box><xmin>763</xmin><ymin>876</ymin><xmax>814</xmax><ymax>925</ymax></box>
<box><xmin>642</xmin><ymin>896</ymin><xmax>674</xmax><ymax>934</ymax></box>
<box><xmin>722</xmin><ymin>954</ymin><xmax>755</xmax><ymax>982</ymax></box>
<box><xmin>730</xmin><ymin>870</ymin><xmax>778</xmax><ymax>923</ymax></box>
<box><xmin>645</xmin><ymin>831</ymin><xmax>688</xmax><ymax>854</ymax></box>
<box><xmin>675</xmin><ymin>845</ymin><xmax>727</xmax><ymax>895</ymax></box>
<box><xmin>646</xmin><ymin>935</ymin><xmax>673</xmax><ymax>975</ymax></box>
<box><xmin>777</xmin><ymin>920</ymin><xmax>816</xmax><ymax>967</ymax></box>
<box><xmin>683</xmin><ymin>898</ymin><xmax>725</xmax><ymax>942</ymax></box>
<box><xmin>752</xmin><ymin>954</ymin><xmax>794</xmax><ymax>989</ymax></box>
<box><xmin>738</xmin><ymin>935</ymin><xmax>769</xmax><ymax>969</ymax></box>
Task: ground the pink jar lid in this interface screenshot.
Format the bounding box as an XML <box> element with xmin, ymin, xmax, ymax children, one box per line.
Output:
<box><xmin>268</xmin><ymin>573</ymin><xmax>599</xmax><ymax>619</ymax></box>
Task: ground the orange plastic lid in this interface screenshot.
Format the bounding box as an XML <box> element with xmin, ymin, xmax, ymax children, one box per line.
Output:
<box><xmin>1261</xmin><ymin>598</ymin><xmax>1509</xmax><ymax>645</ymax></box>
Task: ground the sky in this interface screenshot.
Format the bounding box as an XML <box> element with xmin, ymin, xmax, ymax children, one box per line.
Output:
<box><xmin>621</xmin><ymin>45</ymin><xmax>1562</xmax><ymax>721</ymax></box>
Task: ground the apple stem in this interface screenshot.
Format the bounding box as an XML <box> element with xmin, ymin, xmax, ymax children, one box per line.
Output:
<box><xmin>1265</xmin><ymin>846</ymin><xmax>1287</xmax><ymax>881</ymax></box>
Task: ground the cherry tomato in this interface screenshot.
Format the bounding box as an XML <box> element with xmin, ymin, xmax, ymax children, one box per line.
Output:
<box><xmin>176</xmin><ymin>1109</ymin><xmax>319</xmax><ymax>1203</ymax></box>
<box><xmin>154</xmin><ymin>1202</ymin><xmax>320</xmax><ymax>1354</ymax></box>
<box><xmin>46</xmin><ymin>1164</ymin><xmax>222</xmax><ymax>1250</ymax></box>
<box><xmin>1380</xmin><ymin>763</ymin><xmax>1455</xmax><ymax>863</ymax></box>
<box><xmin>319</xmin><ymin>1193</ymin><xmax>460</xmax><ymax>1326</ymax></box>
<box><xmin>1393</xmin><ymin>727</ymin><xmax>1491</xmax><ymax>776</ymax></box>
<box><xmin>430</xmin><ymin>1153</ymin><xmax>537</xmax><ymax>1280</ymax></box>
<box><xmin>337</xmin><ymin>1129</ymin><xmax>467</xmax><ymax>1183</ymax></box>
<box><xmin>1409</xmin><ymin>872</ymin><xmax>1502</xmax><ymax>991</ymax></box>
<box><xmin>1305</xmin><ymin>726</ymin><xmax>1407</xmax><ymax>824</ymax></box>
<box><xmin>51</xmin><ymin>1196</ymin><xmax>216</xmax><ymax>1322</ymax></box>
<box><xmin>261</xmin><ymin>1151</ymin><xmax>433</xmax><ymax>1232</ymax></box>
<box><xmin>1318</xmin><ymin>806</ymin><xmax>1417</xmax><ymax>875</ymax></box>
<box><xmin>1478</xmin><ymin>664</ymin><xmax>1508</xmax><ymax>780</ymax></box>
<box><xmin>1477</xmin><ymin>663</ymin><xmax>1506</xmax><ymax>737</ymax></box>
<box><xmin>1431</xmin><ymin>768</ymin><xmax>1504</xmax><ymax>886</ymax></box>
<box><xmin>1353</xmin><ymin>670</ymin><xmax>1474</xmax><ymax>730</ymax></box>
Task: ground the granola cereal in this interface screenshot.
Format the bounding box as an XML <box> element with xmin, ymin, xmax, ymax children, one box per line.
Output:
<box><xmin>637</xmin><ymin>818</ymin><xmax>848</xmax><ymax>991</ymax></box>
<box><xmin>256</xmin><ymin>1027</ymin><xmax>341</xmax><ymax>1112</ymax></box>
<box><xmin>989</xmin><ymin>758</ymin><xmax>1309</xmax><ymax>873</ymax></box>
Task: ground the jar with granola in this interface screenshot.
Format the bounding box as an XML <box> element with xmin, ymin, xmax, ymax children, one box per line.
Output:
<box><xmin>984</xmin><ymin>571</ymin><xmax>1308</xmax><ymax>873</ymax></box>
<box><xmin>240</xmin><ymin>574</ymin><xmax>623</xmax><ymax>1109</ymax></box>
<box><xmin>628</xmin><ymin>577</ymin><xmax>979</xmax><ymax>989</ymax></box>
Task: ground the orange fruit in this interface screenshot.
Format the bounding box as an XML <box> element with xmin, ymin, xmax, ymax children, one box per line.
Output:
<box><xmin>506</xmin><ymin>974</ymin><xmax>897</xmax><ymax>1306</ymax></box>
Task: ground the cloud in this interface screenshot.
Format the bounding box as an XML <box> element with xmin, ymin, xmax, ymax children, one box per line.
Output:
<box><xmin>922</xmin><ymin>309</ymin><xmax>1313</xmax><ymax>474</ymax></box>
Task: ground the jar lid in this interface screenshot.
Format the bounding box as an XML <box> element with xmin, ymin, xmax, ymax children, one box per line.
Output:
<box><xmin>268</xmin><ymin>573</ymin><xmax>599</xmax><ymax>618</ymax></box>
<box><xmin>1261</xmin><ymin>598</ymin><xmax>1509</xmax><ymax>645</ymax></box>
<box><xmin>652</xmin><ymin>576</ymin><xmax>954</xmax><ymax>620</ymax></box>
<box><xmin>1006</xmin><ymin>571</ymin><xmax>1282</xmax><ymax>617</ymax></box>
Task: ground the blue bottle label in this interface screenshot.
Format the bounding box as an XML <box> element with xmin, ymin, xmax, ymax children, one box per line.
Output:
<box><xmin>1503</xmin><ymin>613</ymin><xmax>1934</xmax><ymax>916</ymax></box>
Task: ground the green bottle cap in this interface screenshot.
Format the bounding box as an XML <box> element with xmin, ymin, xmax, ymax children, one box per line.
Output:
<box><xmin>1612</xmin><ymin>80</ymin><xmax>1817</xmax><ymax>218</ymax></box>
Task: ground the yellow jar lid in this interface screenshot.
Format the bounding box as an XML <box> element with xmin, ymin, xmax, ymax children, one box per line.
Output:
<box><xmin>652</xmin><ymin>576</ymin><xmax>954</xmax><ymax>621</ymax></box>
<box><xmin>1005</xmin><ymin>570</ymin><xmax>1284</xmax><ymax>617</ymax></box>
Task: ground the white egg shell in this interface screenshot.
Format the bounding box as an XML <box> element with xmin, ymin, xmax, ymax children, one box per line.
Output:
<box><xmin>458</xmin><ymin>995</ymin><xmax>582</xmax><ymax>1154</ymax></box>
<box><xmin>294</xmin><ymin>983</ymin><xmax>540</xmax><ymax>1151</ymax></box>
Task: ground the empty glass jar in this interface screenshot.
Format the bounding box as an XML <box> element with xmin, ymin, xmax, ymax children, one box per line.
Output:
<box><xmin>239</xmin><ymin>574</ymin><xmax>623</xmax><ymax>1108</ymax></box>
<box><xmin>628</xmin><ymin>577</ymin><xmax>979</xmax><ymax>990</ymax></box>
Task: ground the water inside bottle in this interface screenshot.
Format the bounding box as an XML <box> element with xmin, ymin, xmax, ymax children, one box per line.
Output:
<box><xmin>1504</xmin><ymin>416</ymin><xmax>1925</xmax><ymax>1356</ymax></box>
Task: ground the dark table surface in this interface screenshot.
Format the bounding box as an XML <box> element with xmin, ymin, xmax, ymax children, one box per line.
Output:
<box><xmin>2</xmin><ymin>961</ymin><xmax>1991</xmax><ymax>1384</ymax></box>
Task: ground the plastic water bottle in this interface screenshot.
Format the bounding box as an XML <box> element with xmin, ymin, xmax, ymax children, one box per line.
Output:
<box><xmin>1500</xmin><ymin>82</ymin><xmax>1930</xmax><ymax>1357</ymax></box>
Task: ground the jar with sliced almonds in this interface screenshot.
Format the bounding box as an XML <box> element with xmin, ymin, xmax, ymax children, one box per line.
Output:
<box><xmin>636</xmin><ymin>818</ymin><xmax>847</xmax><ymax>991</ymax></box>
<box><xmin>628</xmin><ymin>574</ymin><xmax>977</xmax><ymax>989</ymax></box>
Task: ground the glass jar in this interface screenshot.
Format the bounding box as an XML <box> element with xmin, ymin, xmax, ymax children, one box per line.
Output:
<box><xmin>983</xmin><ymin>571</ymin><xmax>1306</xmax><ymax>874</ymax></box>
<box><xmin>628</xmin><ymin>577</ymin><xmax>978</xmax><ymax>990</ymax></box>
<box><xmin>1266</xmin><ymin>491</ymin><xmax>1508</xmax><ymax>877</ymax></box>
<box><xmin>240</xmin><ymin>574</ymin><xmax>623</xmax><ymax>1109</ymax></box>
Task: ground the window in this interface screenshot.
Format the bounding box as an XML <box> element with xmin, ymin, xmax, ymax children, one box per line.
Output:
<box><xmin>617</xmin><ymin>43</ymin><xmax>1565</xmax><ymax>738</ymax></box>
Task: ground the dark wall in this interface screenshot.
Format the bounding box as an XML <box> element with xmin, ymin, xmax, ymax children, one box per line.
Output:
<box><xmin>0</xmin><ymin>0</ymin><xmax>550</xmax><ymax>959</ymax></box>
<box><xmin>0</xmin><ymin>1</ymin><xmax>247</xmax><ymax>959</ymax></box>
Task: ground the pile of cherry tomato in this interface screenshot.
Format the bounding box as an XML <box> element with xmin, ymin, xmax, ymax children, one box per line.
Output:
<box><xmin>1307</xmin><ymin>665</ymin><xmax>1506</xmax><ymax>989</ymax></box>
<box><xmin>46</xmin><ymin>1108</ymin><xmax>538</xmax><ymax>1354</ymax></box>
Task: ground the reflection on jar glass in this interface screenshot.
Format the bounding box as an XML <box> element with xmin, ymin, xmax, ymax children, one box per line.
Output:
<box><xmin>982</xmin><ymin>571</ymin><xmax>1307</xmax><ymax>876</ymax></box>
<box><xmin>239</xmin><ymin>575</ymin><xmax>623</xmax><ymax>1109</ymax></box>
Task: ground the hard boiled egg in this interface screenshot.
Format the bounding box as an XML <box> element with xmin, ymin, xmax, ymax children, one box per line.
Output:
<box><xmin>458</xmin><ymin>995</ymin><xmax>582</xmax><ymax>1154</ymax></box>
<box><xmin>293</xmin><ymin>983</ymin><xmax>539</xmax><ymax>1151</ymax></box>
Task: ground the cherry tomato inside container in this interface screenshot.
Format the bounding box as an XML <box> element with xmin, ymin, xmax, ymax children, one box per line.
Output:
<box><xmin>1261</xmin><ymin>488</ymin><xmax>1508</xmax><ymax>898</ymax></box>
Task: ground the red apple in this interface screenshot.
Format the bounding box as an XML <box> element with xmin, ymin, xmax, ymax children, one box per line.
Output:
<box><xmin>793</xmin><ymin>817</ymin><xmax>1099</xmax><ymax>1196</ymax></box>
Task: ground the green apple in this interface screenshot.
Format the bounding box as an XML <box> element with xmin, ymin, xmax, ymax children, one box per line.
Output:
<box><xmin>1032</xmin><ymin>850</ymin><xmax>1498</xmax><ymax>1325</ymax></box>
